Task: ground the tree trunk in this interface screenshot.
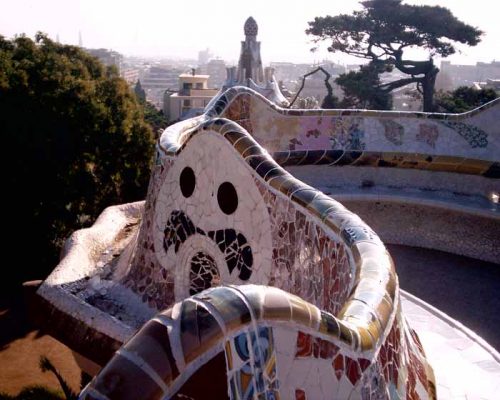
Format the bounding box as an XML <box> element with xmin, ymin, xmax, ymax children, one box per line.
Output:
<box><xmin>422</xmin><ymin>66</ymin><xmax>439</xmax><ymax>112</ymax></box>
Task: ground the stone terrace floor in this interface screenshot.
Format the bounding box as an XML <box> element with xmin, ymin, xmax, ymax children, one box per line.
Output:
<box><xmin>402</xmin><ymin>292</ymin><xmax>499</xmax><ymax>400</ymax></box>
<box><xmin>390</xmin><ymin>244</ymin><xmax>500</xmax><ymax>400</ymax></box>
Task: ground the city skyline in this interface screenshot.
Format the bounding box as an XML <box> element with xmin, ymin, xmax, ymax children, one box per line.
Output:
<box><xmin>1</xmin><ymin>0</ymin><xmax>499</xmax><ymax>65</ymax></box>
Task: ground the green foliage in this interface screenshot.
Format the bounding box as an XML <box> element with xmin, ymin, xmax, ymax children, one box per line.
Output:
<box><xmin>308</xmin><ymin>0</ymin><xmax>481</xmax><ymax>58</ymax></box>
<box><xmin>307</xmin><ymin>0</ymin><xmax>483</xmax><ymax>111</ymax></box>
<box><xmin>134</xmin><ymin>80</ymin><xmax>146</xmax><ymax>102</ymax></box>
<box><xmin>435</xmin><ymin>86</ymin><xmax>498</xmax><ymax>113</ymax></box>
<box><xmin>335</xmin><ymin>63</ymin><xmax>392</xmax><ymax>110</ymax></box>
<box><xmin>133</xmin><ymin>80</ymin><xmax>169</xmax><ymax>137</ymax></box>
<box><xmin>321</xmin><ymin>93</ymin><xmax>339</xmax><ymax>109</ymax></box>
<box><xmin>142</xmin><ymin>101</ymin><xmax>169</xmax><ymax>138</ymax></box>
<box><xmin>0</xmin><ymin>33</ymin><xmax>155</xmax><ymax>288</ymax></box>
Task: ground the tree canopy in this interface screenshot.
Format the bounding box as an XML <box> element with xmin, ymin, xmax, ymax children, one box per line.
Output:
<box><xmin>134</xmin><ymin>79</ymin><xmax>146</xmax><ymax>102</ymax></box>
<box><xmin>435</xmin><ymin>86</ymin><xmax>498</xmax><ymax>113</ymax></box>
<box><xmin>133</xmin><ymin>80</ymin><xmax>170</xmax><ymax>138</ymax></box>
<box><xmin>307</xmin><ymin>0</ymin><xmax>483</xmax><ymax>111</ymax></box>
<box><xmin>335</xmin><ymin>63</ymin><xmax>392</xmax><ymax>110</ymax></box>
<box><xmin>0</xmin><ymin>33</ymin><xmax>155</xmax><ymax>288</ymax></box>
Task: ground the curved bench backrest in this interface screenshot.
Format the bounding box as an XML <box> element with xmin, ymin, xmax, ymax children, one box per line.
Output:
<box><xmin>213</xmin><ymin>87</ymin><xmax>499</xmax><ymax>178</ymax></box>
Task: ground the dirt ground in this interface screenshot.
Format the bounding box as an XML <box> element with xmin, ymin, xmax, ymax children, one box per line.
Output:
<box><xmin>0</xmin><ymin>290</ymin><xmax>82</xmax><ymax>396</ymax></box>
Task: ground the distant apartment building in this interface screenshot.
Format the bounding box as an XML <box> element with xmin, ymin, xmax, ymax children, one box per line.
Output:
<box><xmin>440</xmin><ymin>60</ymin><xmax>500</xmax><ymax>89</ymax></box>
<box><xmin>120</xmin><ymin>68</ymin><xmax>140</xmax><ymax>85</ymax></box>
<box><xmin>198</xmin><ymin>48</ymin><xmax>212</xmax><ymax>66</ymax></box>
<box><xmin>270</xmin><ymin>62</ymin><xmax>312</xmax><ymax>85</ymax></box>
<box><xmin>476</xmin><ymin>79</ymin><xmax>500</xmax><ymax>94</ymax></box>
<box><xmin>163</xmin><ymin>73</ymin><xmax>218</xmax><ymax>121</ymax></box>
<box><xmin>206</xmin><ymin>59</ymin><xmax>226</xmax><ymax>88</ymax></box>
<box><xmin>141</xmin><ymin>66</ymin><xmax>183</xmax><ymax>91</ymax></box>
<box><xmin>141</xmin><ymin>66</ymin><xmax>185</xmax><ymax>109</ymax></box>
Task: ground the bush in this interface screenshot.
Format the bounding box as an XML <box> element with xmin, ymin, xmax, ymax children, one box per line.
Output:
<box><xmin>435</xmin><ymin>86</ymin><xmax>498</xmax><ymax>113</ymax></box>
<box><xmin>0</xmin><ymin>33</ymin><xmax>155</xmax><ymax>289</ymax></box>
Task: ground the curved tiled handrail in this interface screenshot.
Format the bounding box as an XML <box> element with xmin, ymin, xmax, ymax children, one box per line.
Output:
<box><xmin>183</xmin><ymin>87</ymin><xmax>499</xmax><ymax>178</ymax></box>
<box><xmin>206</xmin><ymin>85</ymin><xmax>500</xmax><ymax>121</ymax></box>
<box><xmin>104</xmin><ymin>111</ymin><xmax>433</xmax><ymax>398</ymax></box>
<box><xmin>81</xmin><ymin>285</ymin><xmax>434</xmax><ymax>399</ymax></box>
<box><xmin>156</xmin><ymin>116</ymin><xmax>396</xmax><ymax>352</ymax></box>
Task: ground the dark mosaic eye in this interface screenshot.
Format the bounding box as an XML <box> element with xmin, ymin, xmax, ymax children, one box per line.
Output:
<box><xmin>217</xmin><ymin>182</ymin><xmax>238</xmax><ymax>215</ymax></box>
<box><xmin>180</xmin><ymin>167</ymin><xmax>195</xmax><ymax>198</ymax></box>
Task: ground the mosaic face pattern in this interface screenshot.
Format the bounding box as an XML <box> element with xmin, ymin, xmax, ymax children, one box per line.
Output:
<box><xmin>38</xmin><ymin>44</ymin><xmax>500</xmax><ymax>400</ymax></box>
<box><xmin>189</xmin><ymin>251</ymin><xmax>219</xmax><ymax>295</ymax></box>
<box><xmin>162</xmin><ymin>210</ymin><xmax>253</xmax><ymax>282</ymax></box>
<box><xmin>89</xmin><ymin>88</ymin><xmax>493</xmax><ymax>399</ymax></box>
<box><xmin>153</xmin><ymin>132</ymin><xmax>273</xmax><ymax>300</ymax></box>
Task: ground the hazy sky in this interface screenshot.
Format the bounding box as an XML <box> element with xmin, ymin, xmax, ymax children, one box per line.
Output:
<box><xmin>1</xmin><ymin>0</ymin><xmax>499</xmax><ymax>65</ymax></box>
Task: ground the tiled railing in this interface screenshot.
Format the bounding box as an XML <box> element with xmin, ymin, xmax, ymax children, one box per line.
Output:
<box><xmin>81</xmin><ymin>103</ymin><xmax>436</xmax><ymax>399</ymax></box>
<box><xmin>208</xmin><ymin>87</ymin><xmax>500</xmax><ymax>178</ymax></box>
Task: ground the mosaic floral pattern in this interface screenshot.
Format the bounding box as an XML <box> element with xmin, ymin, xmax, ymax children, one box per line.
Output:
<box><xmin>440</xmin><ymin>121</ymin><xmax>488</xmax><ymax>148</ymax></box>
<box><xmin>379</xmin><ymin>119</ymin><xmax>405</xmax><ymax>146</ymax></box>
<box><xmin>331</xmin><ymin>117</ymin><xmax>366</xmax><ymax>150</ymax></box>
<box><xmin>295</xmin><ymin>117</ymin><xmax>332</xmax><ymax>150</ymax></box>
<box><xmin>417</xmin><ymin>124</ymin><xmax>439</xmax><ymax>148</ymax></box>
<box><xmin>217</xmin><ymin>86</ymin><xmax>498</xmax><ymax>175</ymax></box>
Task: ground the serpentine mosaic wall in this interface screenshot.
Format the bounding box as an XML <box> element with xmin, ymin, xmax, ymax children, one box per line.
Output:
<box><xmin>217</xmin><ymin>87</ymin><xmax>500</xmax><ymax>178</ymax></box>
<box><xmin>82</xmin><ymin>286</ymin><xmax>434</xmax><ymax>400</ymax></box>
<box><xmin>92</xmin><ymin>116</ymin><xmax>437</xmax><ymax>399</ymax></box>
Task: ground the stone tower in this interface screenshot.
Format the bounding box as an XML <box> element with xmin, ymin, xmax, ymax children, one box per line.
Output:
<box><xmin>221</xmin><ymin>17</ymin><xmax>289</xmax><ymax>107</ymax></box>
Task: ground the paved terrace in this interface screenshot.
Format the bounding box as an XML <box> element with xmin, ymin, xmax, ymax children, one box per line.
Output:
<box><xmin>391</xmin><ymin>244</ymin><xmax>500</xmax><ymax>400</ymax></box>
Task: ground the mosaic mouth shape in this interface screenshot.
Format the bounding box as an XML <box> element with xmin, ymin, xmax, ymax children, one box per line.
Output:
<box><xmin>163</xmin><ymin>209</ymin><xmax>253</xmax><ymax>284</ymax></box>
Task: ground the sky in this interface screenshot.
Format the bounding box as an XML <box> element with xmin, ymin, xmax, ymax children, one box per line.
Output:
<box><xmin>1</xmin><ymin>0</ymin><xmax>499</xmax><ymax>66</ymax></box>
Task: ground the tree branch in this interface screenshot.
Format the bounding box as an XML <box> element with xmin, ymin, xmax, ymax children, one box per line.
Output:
<box><xmin>288</xmin><ymin>66</ymin><xmax>333</xmax><ymax>108</ymax></box>
<box><xmin>378</xmin><ymin>77</ymin><xmax>421</xmax><ymax>93</ymax></box>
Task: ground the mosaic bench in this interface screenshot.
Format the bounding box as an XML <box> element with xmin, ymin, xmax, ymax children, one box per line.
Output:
<box><xmin>212</xmin><ymin>87</ymin><xmax>500</xmax><ymax>262</ymax></box>
<box><xmin>37</xmin><ymin>106</ymin><xmax>436</xmax><ymax>399</ymax></box>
